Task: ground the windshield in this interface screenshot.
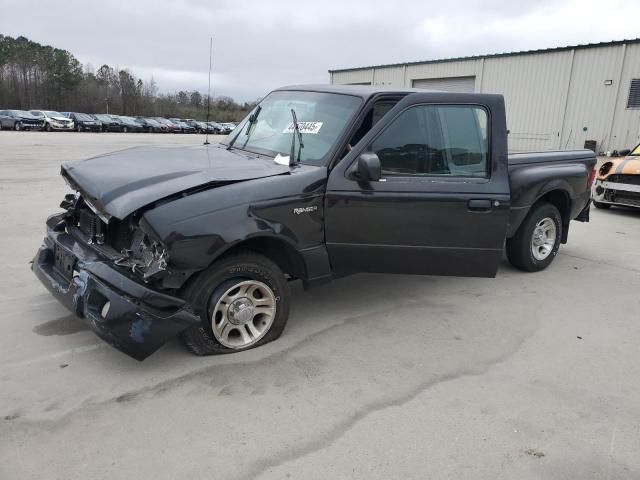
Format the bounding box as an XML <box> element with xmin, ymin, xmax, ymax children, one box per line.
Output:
<box><xmin>44</xmin><ymin>111</ymin><xmax>64</xmax><ymax>117</ymax></box>
<box><xmin>17</xmin><ymin>110</ymin><xmax>39</xmax><ymax>119</ymax></box>
<box><xmin>75</xmin><ymin>113</ymin><xmax>93</xmax><ymax>121</ymax></box>
<box><xmin>225</xmin><ymin>90</ymin><xmax>362</xmax><ymax>165</ymax></box>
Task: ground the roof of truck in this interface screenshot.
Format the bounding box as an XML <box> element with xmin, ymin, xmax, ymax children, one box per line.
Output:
<box><xmin>276</xmin><ymin>84</ymin><xmax>426</xmax><ymax>98</ymax></box>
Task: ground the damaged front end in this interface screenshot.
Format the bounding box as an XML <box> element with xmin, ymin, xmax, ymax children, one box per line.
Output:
<box><xmin>31</xmin><ymin>194</ymin><xmax>200</xmax><ymax>360</ymax></box>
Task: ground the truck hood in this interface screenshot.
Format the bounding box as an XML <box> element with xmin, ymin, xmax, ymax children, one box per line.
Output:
<box><xmin>61</xmin><ymin>144</ymin><xmax>291</xmax><ymax>220</ymax></box>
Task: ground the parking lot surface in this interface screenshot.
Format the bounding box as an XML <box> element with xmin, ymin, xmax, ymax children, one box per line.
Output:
<box><xmin>1</xmin><ymin>131</ymin><xmax>639</xmax><ymax>480</ymax></box>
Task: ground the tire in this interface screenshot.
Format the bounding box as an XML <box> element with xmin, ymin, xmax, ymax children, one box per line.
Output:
<box><xmin>179</xmin><ymin>252</ymin><xmax>290</xmax><ymax>356</ymax></box>
<box><xmin>76</xmin><ymin>124</ymin><xmax>82</xmax><ymax>132</ymax></box>
<box><xmin>14</xmin><ymin>121</ymin><xmax>22</xmax><ymax>131</ymax></box>
<box><xmin>45</xmin><ymin>123</ymin><xmax>52</xmax><ymax>132</ymax></box>
<box><xmin>506</xmin><ymin>202</ymin><xmax>562</xmax><ymax>272</ymax></box>
<box><xmin>592</xmin><ymin>199</ymin><xmax>611</xmax><ymax>209</ymax></box>
<box><xmin>122</xmin><ymin>126</ymin><xmax>128</xmax><ymax>133</ymax></box>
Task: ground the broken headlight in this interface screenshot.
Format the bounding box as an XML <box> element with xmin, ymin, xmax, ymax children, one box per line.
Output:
<box><xmin>115</xmin><ymin>228</ymin><xmax>168</xmax><ymax>281</ymax></box>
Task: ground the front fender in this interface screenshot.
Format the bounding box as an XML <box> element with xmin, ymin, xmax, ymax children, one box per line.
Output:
<box><xmin>141</xmin><ymin>168</ymin><xmax>328</xmax><ymax>276</ymax></box>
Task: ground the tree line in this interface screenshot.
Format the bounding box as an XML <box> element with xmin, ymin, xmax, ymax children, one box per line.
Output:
<box><xmin>0</xmin><ymin>34</ymin><xmax>256</xmax><ymax>121</ymax></box>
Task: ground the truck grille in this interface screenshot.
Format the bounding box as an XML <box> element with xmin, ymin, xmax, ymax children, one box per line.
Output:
<box><xmin>77</xmin><ymin>208</ymin><xmax>106</xmax><ymax>243</ymax></box>
<box><xmin>607</xmin><ymin>174</ymin><xmax>640</xmax><ymax>186</ymax></box>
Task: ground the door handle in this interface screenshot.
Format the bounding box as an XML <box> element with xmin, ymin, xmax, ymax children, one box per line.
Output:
<box><xmin>467</xmin><ymin>199</ymin><xmax>493</xmax><ymax>211</ymax></box>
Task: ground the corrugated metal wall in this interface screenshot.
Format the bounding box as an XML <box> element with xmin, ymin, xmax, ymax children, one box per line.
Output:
<box><xmin>482</xmin><ymin>50</ymin><xmax>573</xmax><ymax>152</ymax></box>
<box><xmin>610</xmin><ymin>43</ymin><xmax>640</xmax><ymax>150</ymax></box>
<box><xmin>330</xmin><ymin>41</ymin><xmax>640</xmax><ymax>153</ymax></box>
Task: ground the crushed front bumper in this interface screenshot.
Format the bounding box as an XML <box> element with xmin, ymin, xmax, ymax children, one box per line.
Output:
<box><xmin>31</xmin><ymin>214</ymin><xmax>199</xmax><ymax>360</ymax></box>
<box><xmin>592</xmin><ymin>179</ymin><xmax>640</xmax><ymax>208</ymax></box>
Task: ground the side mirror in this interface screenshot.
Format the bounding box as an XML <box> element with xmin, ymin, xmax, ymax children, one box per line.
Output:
<box><xmin>353</xmin><ymin>152</ymin><xmax>381</xmax><ymax>182</ymax></box>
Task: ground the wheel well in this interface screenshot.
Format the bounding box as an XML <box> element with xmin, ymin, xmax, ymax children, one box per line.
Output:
<box><xmin>536</xmin><ymin>189</ymin><xmax>571</xmax><ymax>243</ymax></box>
<box><xmin>218</xmin><ymin>237</ymin><xmax>307</xmax><ymax>280</ymax></box>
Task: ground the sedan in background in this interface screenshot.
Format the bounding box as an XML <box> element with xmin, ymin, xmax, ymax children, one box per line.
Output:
<box><xmin>169</xmin><ymin>118</ymin><xmax>196</xmax><ymax>133</ymax></box>
<box><xmin>213</xmin><ymin>122</ymin><xmax>232</xmax><ymax>134</ymax></box>
<box><xmin>117</xmin><ymin>116</ymin><xmax>145</xmax><ymax>133</ymax></box>
<box><xmin>93</xmin><ymin>114</ymin><xmax>123</xmax><ymax>132</ymax></box>
<box><xmin>0</xmin><ymin>110</ymin><xmax>44</xmax><ymax>130</ymax></box>
<box><xmin>136</xmin><ymin>117</ymin><xmax>165</xmax><ymax>133</ymax></box>
<box><xmin>30</xmin><ymin>110</ymin><xmax>74</xmax><ymax>131</ymax></box>
<box><xmin>194</xmin><ymin>120</ymin><xmax>216</xmax><ymax>133</ymax></box>
<box><xmin>67</xmin><ymin>112</ymin><xmax>102</xmax><ymax>132</ymax></box>
<box><xmin>153</xmin><ymin>117</ymin><xmax>182</xmax><ymax>133</ymax></box>
<box><xmin>221</xmin><ymin>122</ymin><xmax>237</xmax><ymax>133</ymax></box>
<box><xmin>206</xmin><ymin>121</ymin><xmax>225</xmax><ymax>134</ymax></box>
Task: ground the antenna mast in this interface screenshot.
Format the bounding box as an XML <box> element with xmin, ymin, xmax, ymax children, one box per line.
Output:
<box><xmin>204</xmin><ymin>36</ymin><xmax>213</xmax><ymax>145</ymax></box>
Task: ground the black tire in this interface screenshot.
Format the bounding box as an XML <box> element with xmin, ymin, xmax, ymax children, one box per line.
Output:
<box><xmin>14</xmin><ymin>121</ymin><xmax>22</xmax><ymax>131</ymax></box>
<box><xmin>179</xmin><ymin>252</ymin><xmax>290</xmax><ymax>356</ymax></box>
<box><xmin>506</xmin><ymin>202</ymin><xmax>562</xmax><ymax>272</ymax></box>
<box><xmin>592</xmin><ymin>199</ymin><xmax>611</xmax><ymax>209</ymax></box>
<box><xmin>122</xmin><ymin>126</ymin><xmax>128</xmax><ymax>133</ymax></box>
<box><xmin>76</xmin><ymin>124</ymin><xmax>83</xmax><ymax>132</ymax></box>
<box><xmin>45</xmin><ymin>123</ymin><xmax>52</xmax><ymax>132</ymax></box>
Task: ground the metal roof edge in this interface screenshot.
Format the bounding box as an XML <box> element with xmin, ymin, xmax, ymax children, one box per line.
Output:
<box><xmin>328</xmin><ymin>38</ymin><xmax>640</xmax><ymax>73</ymax></box>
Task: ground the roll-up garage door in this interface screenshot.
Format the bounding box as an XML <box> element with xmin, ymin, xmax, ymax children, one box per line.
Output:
<box><xmin>412</xmin><ymin>76</ymin><xmax>476</xmax><ymax>92</ymax></box>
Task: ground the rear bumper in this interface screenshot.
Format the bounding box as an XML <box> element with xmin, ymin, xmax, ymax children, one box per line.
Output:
<box><xmin>31</xmin><ymin>214</ymin><xmax>200</xmax><ymax>360</ymax></box>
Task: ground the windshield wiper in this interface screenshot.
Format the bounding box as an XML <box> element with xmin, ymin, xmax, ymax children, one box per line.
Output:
<box><xmin>227</xmin><ymin>105</ymin><xmax>261</xmax><ymax>149</ymax></box>
<box><xmin>289</xmin><ymin>108</ymin><xmax>304</xmax><ymax>165</ymax></box>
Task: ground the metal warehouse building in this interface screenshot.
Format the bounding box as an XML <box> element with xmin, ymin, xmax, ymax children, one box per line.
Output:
<box><xmin>329</xmin><ymin>39</ymin><xmax>640</xmax><ymax>153</ymax></box>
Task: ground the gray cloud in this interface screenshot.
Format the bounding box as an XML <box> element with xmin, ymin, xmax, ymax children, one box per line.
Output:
<box><xmin>1</xmin><ymin>0</ymin><xmax>638</xmax><ymax>100</ymax></box>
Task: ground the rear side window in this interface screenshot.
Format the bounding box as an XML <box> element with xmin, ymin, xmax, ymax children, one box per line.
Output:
<box><xmin>369</xmin><ymin>104</ymin><xmax>489</xmax><ymax>178</ymax></box>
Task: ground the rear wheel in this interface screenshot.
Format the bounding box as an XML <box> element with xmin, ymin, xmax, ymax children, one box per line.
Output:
<box><xmin>506</xmin><ymin>202</ymin><xmax>562</xmax><ymax>272</ymax></box>
<box><xmin>179</xmin><ymin>252</ymin><xmax>290</xmax><ymax>356</ymax></box>
<box><xmin>122</xmin><ymin>126</ymin><xmax>128</xmax><ymax>133</ymax></box>
<box><xmin>592</xmin><ymin>199</ymin><xmax>611</xmax><ymax>209</ymax></box>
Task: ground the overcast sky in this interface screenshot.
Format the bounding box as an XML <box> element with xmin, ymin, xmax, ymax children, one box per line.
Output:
<box><xmin>1</xmin><ymin>0</ymin><xmax>639</xmax><ymax>101</ymax></box>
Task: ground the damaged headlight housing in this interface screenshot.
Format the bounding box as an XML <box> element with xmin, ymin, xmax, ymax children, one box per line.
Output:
<box><xmin>115</xmin><ymin>228</ymin><xmax>169</xmax><ymax>281</ymax></box>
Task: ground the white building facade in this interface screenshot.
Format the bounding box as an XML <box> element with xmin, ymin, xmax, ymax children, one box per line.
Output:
<box><xmin>329</xmin><ymin>40</ymin><xmax>640</xmax><ymax>153</ymax></box>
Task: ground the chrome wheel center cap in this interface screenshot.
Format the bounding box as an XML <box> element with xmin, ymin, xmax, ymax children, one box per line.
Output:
<box><xmin>533</xmin><ymin>229</ymin><xmax>544</xmax><ymax>246</ymax></box>
<box><xmin>228</xmin><ymin>298</ymin><xmax>254</xmax><ymax>325</ymax></box>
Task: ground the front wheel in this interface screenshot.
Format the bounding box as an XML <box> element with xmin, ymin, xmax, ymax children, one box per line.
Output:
<box><xmin>76</xmin><ymin>124</ymin><xmax>82</xmax><ymax>132</ymax></box>
<box><xmin>14</xmin><ymin>121</ymin><xmax>22</xmax><ymax>131</ymax></box>
<box><xmin>122</xmin><ymin>126</ymin><xmax>128</xmax><ymax>133</ymax></box>
<box><xmin>506</xmin><ymin>202</ymin><xmax>562</xmax><ymax>272</ymax></box>
<box><xmin>179</xmin><ymin>252</ymin><xmax>290</xmax><ymax>356</ymax></box>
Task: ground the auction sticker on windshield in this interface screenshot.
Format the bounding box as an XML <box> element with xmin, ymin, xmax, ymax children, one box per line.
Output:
<box><xmin>282</xmin><ymin>122</ymin><xmax>323</xmax><ymax>134</ymax></box>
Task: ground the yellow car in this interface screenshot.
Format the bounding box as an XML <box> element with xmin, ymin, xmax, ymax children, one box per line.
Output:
<box><xmin>592</xmin><ymin>143</ymin><xmax>640</xmax><ymax>209</ymax></box>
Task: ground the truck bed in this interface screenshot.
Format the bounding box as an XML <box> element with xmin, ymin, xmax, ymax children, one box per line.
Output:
<box><xmin>508</xmin><ymin>149</ymin><xmax>596</xmax><ymax>166</ymax></box>
<box><xmin>506</xmin><ymin>149</ymin><xmax>597</xmax><ymax>238</ymax></box>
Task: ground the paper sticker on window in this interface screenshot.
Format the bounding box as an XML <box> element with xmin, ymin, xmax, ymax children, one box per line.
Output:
<box><xmin>282</xmin><ymin>122</ymin><xmax>323</xmax><ymax>134</ymax></box>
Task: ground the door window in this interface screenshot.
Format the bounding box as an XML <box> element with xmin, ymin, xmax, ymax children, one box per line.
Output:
<box><xmin>369</xmin><ymin>105</ymin><xmax>489</xmax><ymax>178</ymax></box>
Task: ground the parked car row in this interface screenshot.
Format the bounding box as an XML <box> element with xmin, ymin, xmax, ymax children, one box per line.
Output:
<box><xmin>0</xmin><ymin>109</ymin><xmax>237</xmax><ymax>134</ymax></box>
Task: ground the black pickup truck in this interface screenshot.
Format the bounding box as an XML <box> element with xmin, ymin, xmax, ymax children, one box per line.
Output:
<box><xmin>32</xmin><ymin>85</ymin><xmax>596</xmax><ymax>360</ymax></box>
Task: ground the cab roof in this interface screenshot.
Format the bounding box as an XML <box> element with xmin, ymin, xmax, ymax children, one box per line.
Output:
<box><xmin>275</xmin><ymin>83</ymin><xmax>428</xmax><ymax>99</ymax></box>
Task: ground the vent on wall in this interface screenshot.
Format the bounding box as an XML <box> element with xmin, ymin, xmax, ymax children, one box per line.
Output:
<box><xmin>627</xmin><ymin>79</ymin><xmax>640</xmax><ymax>108</ymax></box>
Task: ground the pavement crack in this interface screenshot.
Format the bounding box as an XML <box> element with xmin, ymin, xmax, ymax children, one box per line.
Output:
<box><xmin>240</xmin><ymin>332</ymin><xmax>534</xmax><ymax>480</ymax></box>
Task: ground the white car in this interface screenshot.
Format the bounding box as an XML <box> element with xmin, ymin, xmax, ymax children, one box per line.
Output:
<box><xmin>30</xmin><ymin>110</ymin><xmax>74</xmax><ymax>132</ymax></box>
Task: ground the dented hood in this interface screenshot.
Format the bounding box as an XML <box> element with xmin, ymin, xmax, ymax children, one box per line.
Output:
<box><xmin>61</xmin><ymin>144</ymin><xmax>291</xmax><ymax>220</ymax></box>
